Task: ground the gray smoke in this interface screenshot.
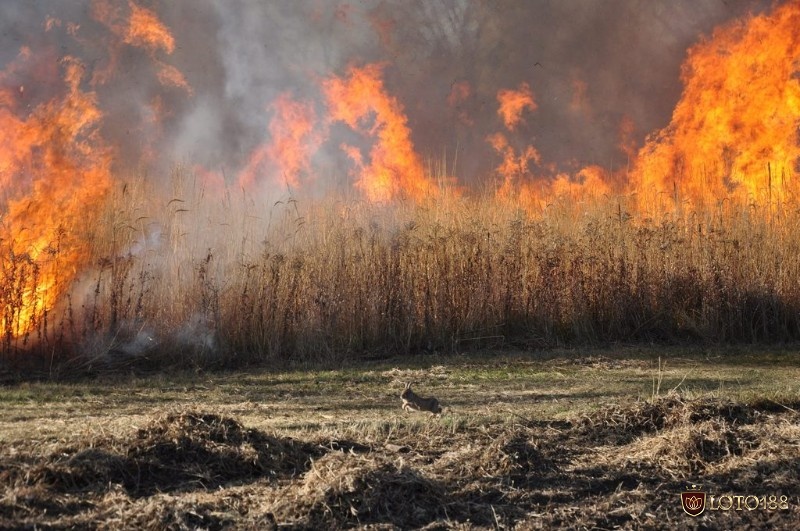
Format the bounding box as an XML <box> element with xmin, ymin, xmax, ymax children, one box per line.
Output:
<box><xmin>0</xmin><ymin>0</ymin><xmax>777</xmax><ymax>188</ymax></box>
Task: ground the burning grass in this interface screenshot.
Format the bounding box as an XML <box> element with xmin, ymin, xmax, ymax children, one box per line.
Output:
<box><xmin>0</xmin><ymin>1</ymin><xmax>799</xmax><ymax>374</ymax></box>
<box><xmin>5</xmin><ymin>171</ymin><xmax>800</xmax><ymax>372</ymax></box>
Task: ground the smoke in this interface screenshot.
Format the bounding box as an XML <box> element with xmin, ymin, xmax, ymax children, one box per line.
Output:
<box><xmin>0</xmin><ymin>0</ymin><xmax>777</xmax><ymax>190</ymax></box>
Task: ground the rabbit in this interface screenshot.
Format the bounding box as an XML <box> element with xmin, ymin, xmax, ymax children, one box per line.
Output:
<box><xmin>400</xmin><ymin>382</ymin><xmax>442</xmax><ymax>414</ymax></box>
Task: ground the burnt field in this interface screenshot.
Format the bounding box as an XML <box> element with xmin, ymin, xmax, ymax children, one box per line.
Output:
<box><xmin>1</xmin><ymin>348</ymin><xmax>798</xmax><ymax>529</ymax></box>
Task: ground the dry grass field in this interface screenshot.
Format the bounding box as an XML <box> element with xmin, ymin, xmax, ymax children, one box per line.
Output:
<box><xmin>1</xmin><ymin>347</ymin><xmax>799</xmax><ymax>529</ymax></box>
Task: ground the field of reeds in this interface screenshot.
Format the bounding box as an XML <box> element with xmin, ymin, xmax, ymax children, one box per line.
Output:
<box><xmin>2</xmin><ymin>168</ymin><xmax>800</xmax><ymax>373</ymax></box>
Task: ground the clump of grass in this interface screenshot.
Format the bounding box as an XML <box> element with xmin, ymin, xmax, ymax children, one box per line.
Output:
<box><xmin>291</xmin><ymin>452</ymin><xmax>448</xmax><ymax>529</ymax></box>
<box><xmin>576</xmin><ymin>394</ymin><xmax>764</xmax><ymax>446</ymax></box>
<box><xmin>1</xmin><ymin>409</ymin><xmax>319</xmax><ymax>498</ymax></box>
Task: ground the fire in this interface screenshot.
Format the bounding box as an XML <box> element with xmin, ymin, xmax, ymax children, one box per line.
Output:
<box><xmin>92</xmin><ymin>0</ymin><xmax>174</xmax><ymax>56</ymax></box>
<box><xmin>632</xmin><ymin>1</ymin><xmax>800</xmax><ymax>211</ymax></box>
<box><xmin>125</xmin><ymin>2</ymin><xmax>191</xmax><ymax>94</ymax></box>
<box><xmin>91</xmin><ymin>0</ymin><xmax>190</xmax><ymax>93</ymax></box>
<box><xmin>2</xmin><ymin>0</ymin><xmax>797</xmax><ymax>349</ymax></box>
<box><xmin>447</xmin><ymin>80</ymin><xmax>473</xmax><ymax>126</ymax></box>
<box><xmin>124</xmin><ymin>1</ymin><xmax>175</xmax><ymax>55</ymax></box>
<box><xmin>490</xmin><ymin>83</ymin><xmax>543</xmax><ymax>201</ymax></box>
<box><xmin>488</xmin><ymin>132</ymin><xmax>541</xmax><ymax>199</ymax></box>
<box><xmin>238</xmin><ymin>64</ymin><xmax>440</xmax><ymax>201</ymax></box>
<box><xmin>489</xmin><ymin>78</ymin><xmax>618</xmax><ymax>210</ymax></box>
<box><xmin>1</xmin><ymin>57</ymin><xmax>112</xmax><ymax>338</ymax></box>
<box><xmin>550</xmin><ymin>165</ymin><xmax>611</xmax><ymax>201</ymax></box>
<box><xmin>238</xmin><ymin>93</ymin><xmax>320</xmax><ymax>191</ymax></box>
<box><xmin>497</xmin><ymin>82</ymin><xmax>537</xmax><ymax>131</ymax></box>
<box><xmin>323</xmin><ymin>64</ymin><xmax>434</xmax><ymax>202</ymax></box>
<box><xmin>155</xmin><ymin>63</ymin><xmax>191</xmax><ymax>94</ymax></box>
<box><xmin>569</xmin><ymin>76</ymin><xmax>590</xmax><ymax>118</ymax></box>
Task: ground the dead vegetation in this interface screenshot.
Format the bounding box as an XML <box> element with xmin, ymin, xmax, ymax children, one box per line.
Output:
<box><xmin>6</xmin><ymin>171</ymin><xmax>800</xmax><ymax>371</ymax></box>
<box><xmin>1</xmin><ymin>393</ymin><xmax>798</xmax><ymax>530</ymax></box>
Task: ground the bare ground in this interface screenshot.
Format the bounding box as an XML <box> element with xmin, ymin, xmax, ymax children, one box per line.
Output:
<box><xmin>1</xmin><ymin>349</ymin><xmax>799</xmax><ymax>529</ymax></box>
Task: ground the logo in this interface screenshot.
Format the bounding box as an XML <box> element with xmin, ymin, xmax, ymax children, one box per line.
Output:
<box><xmin>681</xmin><ymin>484</ymin><xmax>707</xmax><ymax>517</ymax></box>
<box><xmin>680</xmin><ymin>483</ymin><xmax>790</xmax><ymax>517</ymax></box>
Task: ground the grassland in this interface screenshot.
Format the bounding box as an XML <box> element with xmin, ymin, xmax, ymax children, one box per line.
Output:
<box><xmin>1</xmin><ymin>346</ymin><xmax>798</xmax><ymax>529</ymax></box>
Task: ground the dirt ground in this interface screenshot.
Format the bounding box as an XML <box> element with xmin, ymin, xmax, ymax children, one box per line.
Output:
<box><xmin>1</xmin><ymin>350</ymin><xmax>799</xmax><ymax>529</ymax></box>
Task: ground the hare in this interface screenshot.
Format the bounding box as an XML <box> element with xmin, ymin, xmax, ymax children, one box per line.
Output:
<box><xmin>400</xmin><ymin>382</ymin><xmax>442</xmax><ymax>414</ymax></box>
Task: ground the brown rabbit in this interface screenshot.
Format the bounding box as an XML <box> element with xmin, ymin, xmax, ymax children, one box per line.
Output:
<box><xmin>400</xmin><ymin>382</ymin><xmax>442</xmax><ymax>414</ymax></box>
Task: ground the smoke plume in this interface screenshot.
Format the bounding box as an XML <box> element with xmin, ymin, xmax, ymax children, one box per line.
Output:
<box><xmin>0</xmin><ymin>0</ymin><xmax>776</xmax><ymax>188</ymax></box>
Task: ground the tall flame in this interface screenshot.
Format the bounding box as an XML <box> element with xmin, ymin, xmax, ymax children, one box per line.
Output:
<box><xmin>1</xmin><ymin>57</ymin><xmax>112</xmax><ymax>337</ymax></box>
<box><xmin>238</xmin><ymin>93</ymin><xmax>320</xmax><ymax>191</ymax></box>
<box><xmin>3</xmin><ymin>0</ymin><xmax>798</xmax><ymax>346</ymax></box>
<box><xmin>488</xmin><ymin>132</ymin><xmax>541</xmax><ymax>198</ymax></box>
<box><xmin>633</xmin><ymin>1</ymin><xmax>800</xmax><ymax>211</ymax></box>
<box><xmin>323</xmin><ymin>64</ymin><xmax>434</xmax><ymax>202</ymax></box>
<box><xmin>490</xmin><ymin>83</ymin><xmax>542</xmax><ymax>200</ymax></box>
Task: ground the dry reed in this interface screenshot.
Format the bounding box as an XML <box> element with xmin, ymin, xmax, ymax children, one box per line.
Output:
<box><xmin>3</xmin><ymin>167</ymin><xmax>800</xmax><ymax>370</ymax></box>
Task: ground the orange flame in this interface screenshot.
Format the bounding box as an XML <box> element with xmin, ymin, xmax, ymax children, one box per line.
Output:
<box><xmin>323</xmin><ymin>64</ymin><xmax>434</xmax><ymax>202</ymax></box>
<box><xmin>550</xmin><ymin>165</ymin><xmax>611</xmax><ymax>201</ymax></box>
<box><xmin>490</xmin><ymin>77</ymin><xmax>617</xmax><ymax>211</ymax></box>
<box><xmin>238</xmin><ymin>93</ymin><xmax>320</xmax><ymax>191</ymax></box>
<box><xmin>91</xmin><ymin>0</ymin><xmax>190</xmax><ymax>93</ymax></box>
<box><xmin>491</xmin><ymin>83</ymin><xmax>543</xmax><ymax>201</ymax></box>
<box><xmin>126</xmin><ymin>1</ymin><xmax>190</xmax><ymax>94</ymax></box>
<box><xmin>1</xmin><ymin>57</ymin><xmax>112</xmax><ymax>337</ymax></box>
<box><xmin>632</xmin><ymin>1</ymin><xmax>800</xmax><ymax>211</ymax></box>
<box><xmin>569</xmin><ymin>76</ymin><xmax>590</xmax><ymax>118</ymax></box>
<box><xmin>155</xmin><ymin>63</ymin><xmax>191</xmax><ymax>94</ymax></box>
<box><xmin>124</xmin><ymin>1</ymin><xmax>175</xmax><ymax>55</ymax></box>
<box><xmin>488</xmin><ymin>132</ymin><xmax>541</xmax><ymax>199</ymax></box>
<box><xmin>447</xmin><ymin>80</ymin><xmax>473</xmax><ymax>126</ymax></box>
<box><xmin>497</xmin><ymin>82</ymin><xmax>537</xmax><ymax>131</ymax></box>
